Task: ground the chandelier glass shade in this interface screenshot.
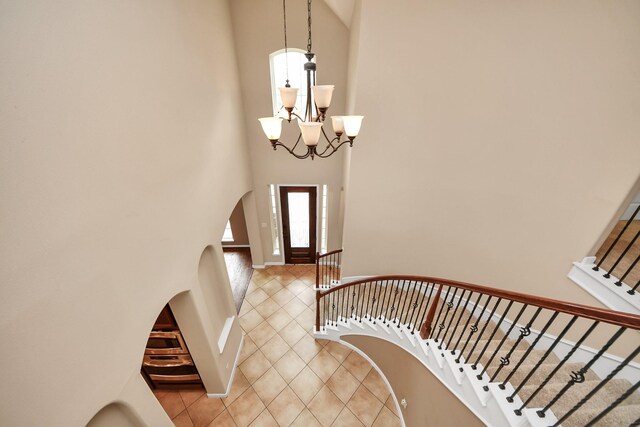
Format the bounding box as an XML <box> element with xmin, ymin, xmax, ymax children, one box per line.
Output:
<box><xmin>258</xmin><ymin>0</ymin><xmax>363</xmax><ymax>159</ymax></box>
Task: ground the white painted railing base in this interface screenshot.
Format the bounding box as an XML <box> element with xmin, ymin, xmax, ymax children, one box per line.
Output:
<box><xmin>568</xmin><ymin>257</ymin><xmax>640</xmax><ymax>314</ymax></box>
<box><xmin>314</xmin><ymin>317</ymin><xmax>559</xmax><ymax>427</ymax></box>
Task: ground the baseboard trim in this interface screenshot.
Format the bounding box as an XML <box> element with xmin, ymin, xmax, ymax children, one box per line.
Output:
<box><xmin>265</xmin><ymin>261</ymin><xmax>285</xmax><ymax>266</ymax></box>
<box><xmin>206</xmin><ymin>334</ymin><xmax>244</xmax><ymax>399</ymax></box>
<box><xmin>221</xmin><ymin>244</ymin><xmax>251</xmax><ymax>248</ymax></box>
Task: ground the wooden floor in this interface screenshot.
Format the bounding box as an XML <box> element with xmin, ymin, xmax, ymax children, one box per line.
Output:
<box><xmin>595</xmin><ymin>220</ymin><xmax>640</xmax><ymax>286</ymax></box>
<box><xmin>223</xmin><ymin>247</ymin><xmax>253</xmax><ymax>313</ymax></box>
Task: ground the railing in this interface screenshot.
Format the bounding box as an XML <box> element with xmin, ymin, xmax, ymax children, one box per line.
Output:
<box><xmin>593</xmin><ymin>205</ymin><xmax>640</xmax><ymax>295</ymax></box>
<box><xmin>315</xmin><ymin>274</ymin><xmax>640</xmax><ymax>426</ymax></box>
<box><xmin>315</xmin><ymin>249</ymin><xmax>342</xmax><ymax>290</ymax></box>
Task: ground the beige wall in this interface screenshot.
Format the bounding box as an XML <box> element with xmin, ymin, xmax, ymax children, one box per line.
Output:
<box><xmin>230</xmin><ymin>0</ymin><xmax>350</xmax><ymax>264</ymax></box>
<box><xmin>342</xmin><ymin>0</ymin><xmax>640</xmax><ymax>308</ymax></box>
<box><xmin>343</xmin><ymin>335</ymin><xmax>483</xmax><ymax>427</ymax></box>
<box><xmin>0</xmin><ymin>0</ymin><xmax>251</xmax><ymax>425</ymax></box>
<box><xmin>223</xmin><ymin>199</ymin><xmax>250</xmax><ymax>246</ymax></box>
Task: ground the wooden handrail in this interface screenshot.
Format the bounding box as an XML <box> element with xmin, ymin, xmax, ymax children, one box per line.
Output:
<box><xmin>317</xmin><ymin>248</ymin><xmax>344</xmax><ymax>258</ymax></box>
<box><xmin>318</xmin><ymin>274</ymin><xmax>640</xmax><ymax>330</ymax></box>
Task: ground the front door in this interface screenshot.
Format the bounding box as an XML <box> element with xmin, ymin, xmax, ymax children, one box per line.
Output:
<box><xmin>280</xmin><ymin>186</ymin><xmax>317</xmax><ymax>264</ymax></box>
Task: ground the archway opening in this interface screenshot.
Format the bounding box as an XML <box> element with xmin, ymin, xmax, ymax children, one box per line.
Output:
<box><xmin>222</xmin><ymin>197</ymin><xmax>254</xmax><ymax>312</ymax></box>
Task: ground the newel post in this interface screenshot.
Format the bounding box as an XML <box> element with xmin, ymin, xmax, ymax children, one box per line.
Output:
<box><xmin>420</xmin><ymin>284</ymin><xmax>443</xmax><ymax>339</ymax></box>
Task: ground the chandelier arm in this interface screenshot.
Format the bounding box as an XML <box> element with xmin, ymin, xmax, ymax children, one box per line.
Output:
<box><xmin>290</xmin><ymin>132</ymin><xmax>303</xmax><ymax>152</ymax></box>
<box><xmin>314</xmin><ymin>140</ymin><xmax>352</xmax><ymax>158</ymax></box>
<box><xmin>317</xmin><ymin>127</ymin><xmax>340</xmax><ymax>152</ymax></box>
<box><xmin>272</xmin><ymin>141</ymin><xmax>313</xmax><ymax>159</ymax></box>
<box><xmin>290</xmin><ymin>111</ymin><xmax>305</xmax><ymax>122</ymax></box>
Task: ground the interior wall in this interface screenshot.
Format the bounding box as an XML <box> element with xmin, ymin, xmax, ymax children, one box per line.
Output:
<box><xmin>0</xmin><ymin>0</ymin><xmax>252</xmax><ymax>425</ymax></box>
<box><xmin>86</xmin><ymin>403</ymin><xmax>144</xmax><ymax>427</ymax></box>
<box><xmin>230</xmin><ymin>0</ymin><xmax>350</xmax><ymax>264</ymax></box>
<box><xmin>343</xmin><ymin>335</ymin><xmax>483</xmax><ymax>427</ymax></box>
<box><xmin>342</xmin><ymin>0</ymin><xmax>640</xmax><ymax>307</ymax></box>
<box><xmin>223</xmin><ymin>199</ymin><xmax>250</xmax><ymax>246</ymax></box>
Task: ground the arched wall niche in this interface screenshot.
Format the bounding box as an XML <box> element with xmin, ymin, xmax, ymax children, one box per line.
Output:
<box><xmin>86</xmin><ymin>402</ymin><xmax>144</xmax><ymax>427</ymax></box>
<box><xmin>160</xmin><ymin>244</ymin><xmax>243</xmax><ymax>396</ymax></box>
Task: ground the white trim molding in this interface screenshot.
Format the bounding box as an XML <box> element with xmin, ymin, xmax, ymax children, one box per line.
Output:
<box><xmin>207</xmin><ymin>335</ymin><xmax>244</xmax><ymax>399</ymax></box>
<box><xmin>568</xmin><ymin>257</ymin><xmax>640</xmax><ymax>314</ymax></box>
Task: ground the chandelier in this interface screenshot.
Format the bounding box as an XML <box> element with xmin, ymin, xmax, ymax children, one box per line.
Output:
<box><xmin>258</xmin><ymin>0</ymin><xmax>364</xmax><ymax>160</ymax></box>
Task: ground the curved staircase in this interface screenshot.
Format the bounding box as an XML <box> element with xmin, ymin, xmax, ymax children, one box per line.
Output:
<box><xmin>313</xmin><ymin>251</ymin><xmax>640</xmax><ymax>426</ymax></box>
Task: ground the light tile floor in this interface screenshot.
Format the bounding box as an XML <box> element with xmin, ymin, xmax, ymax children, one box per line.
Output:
<box><xmin>153</xmin><ymin>264</ymin><xmax>401</xmax><ymax>427</ymax></box>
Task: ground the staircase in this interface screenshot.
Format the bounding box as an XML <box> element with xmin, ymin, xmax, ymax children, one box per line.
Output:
<box><xmin>569</xmin><ymin>203</ymin><xmax>640</xmax><ymax>314</ymax></box>
<box><xmin>312</xmin><ymin>254</ymin><xmax>640</xmax><ymax>426</ymax></box>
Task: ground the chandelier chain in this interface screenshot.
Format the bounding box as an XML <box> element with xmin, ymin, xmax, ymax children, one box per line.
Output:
<box><xmin>283</xmin><ymin>0</ymin><xmax>290</xmax><ymax>86</ymax></box>
<box><xmin>307</xmin><ymin>0</ymin><xmax>312</xmax><ymax>53</ymax></box>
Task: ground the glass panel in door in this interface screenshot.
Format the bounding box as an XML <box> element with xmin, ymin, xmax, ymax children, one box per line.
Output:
<box><xmin>287</xmin><ymin>192</ymin><xmax>310</xmax><ymax>247</ymax></box>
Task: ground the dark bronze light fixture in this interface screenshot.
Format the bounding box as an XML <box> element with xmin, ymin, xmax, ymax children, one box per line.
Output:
<box><xmin>258</xmin><ymin>0</ymin><xmax>364</xmax><ymax>160</ymax></box>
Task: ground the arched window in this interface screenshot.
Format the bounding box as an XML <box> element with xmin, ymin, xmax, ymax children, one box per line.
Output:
<box><xmin>269</xmin><ymin>49</ymin><xmax>314</xmax><ymax>117</ymax></box>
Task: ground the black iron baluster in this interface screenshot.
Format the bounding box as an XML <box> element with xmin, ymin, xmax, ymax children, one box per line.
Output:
<box><xmin>629</xmin><ymin>278</ymin><xmax>640</xmax><ymax>295</ymax></box>
<box><xmin>333</xmin><ymin>289</ymin><xmax>340</xmax><ymax>326</ymax></box>
<box><xmin>615</xmin><ymin>254</ymin><xmax>639</xmax><ymax>286</ymax></box>
<box><xmin>335</xmin><ymin>285</ymin><xmax>342</xmax><ymax>323</ymax></box>
<box><xmin>330</xmin><ymin>292</ymin><xmax>338</xmax><ymax>326</ymax></box>
<box><xmin>397</xmin><ymin>279</ymin><xmax>413</xmax><ymax>325</ymax></box>
<box><xmin>501</xmin><ymin>311</ymin><xmax>559</xmax><ymax>394</ymax></box>
<box><xmin>325</xmin><ymin>291</ymin><xmax>331</xmax><ymax>326</ymax></box>
<box><xmin>378</xmin><ymin>280</ymin><xmax>393</xmax><ymax>321</ymax></box>
<box><xmin>381</xmin><ymin>280</ymin><xmax>396</xmax><ymax>324</ymax></box>
<box><xmin>370</xmin><ymin>280</ymin><xmax>384</xmax><ymax>324</ymax></box>
<box><xmin>357</xmin><ymin>282</ymin><xmax>369</xmax><ymax>322</ymax></box>
<box><xmin>509</xmin><ymin>315</ymin><xmax>578</xmax><ymax>410</ymax></box>
<box><xmin>457</xmin><ymin>294</ymin><xmax>492</xmax><ymax>364</ymax></box>
<box><xmin>604</xmin><ymin>230</ymin><xmax>640</xmax><ymax>279</ymax></box>
<box><xmin>322</xmin><ymin>254</ymin><xmax>326</xmax><ymax>288</ymax></box>
<box><xmin>463</xmin><ymin>297</ymin><xmax>502</xmax><ymax>367</ymax></box>
<box><xmin>340</xmin><ymin>288</ymin><xmax>349</xmax><ymax>322</ymax></box>
<box><xmin>332</xmin><ymin>253</ymin><xmax>336</xmax><ymax>284</ymax></box>
<box><xmin>453</xmin><ymin>292</ymin><xmax>483</xmax><ymax>357</ymax></box>
<box><xmin>362</xmin><ymin>280</ymin><xmax>374</xmax><ymax>319</ymax></box>
<box><xmin>480</xmin><ymin>303</ymin><xmax>528</xmax><ymax>387</ymax></box>
<box><xmin>413</xmin><ymin>282</ymin><xmax>436</xmax><ymax>334</ymax></box>
<box><xmin>442</xmin><ymin>290</ymin><xmax>471</xmax><ymax>351</ymax></box>
<box><xmin>537</xmin><ymin>326</ymin><xmax>626</xmax><ymax>418</ymax></box>
<box><xmin>324</xmin><ymin>291</ymin><xmax>329</xmax><ymax>329</ymax></box>
<box><xmin>372</xmin><ymin>279</ymin><xmax>385</xmax><ymax>322</ymax></box>
<box><xmin>408</xmin><ymin>282</ymin><xmax>429</xmax><ymax>334</ymax></box>
<box><xmin>594</xmin><ymin>205</ymin><xmax>640</xmax><ymax>271</ymax></box>
<box><xmin>435</xmin><ymin>288</ymin><xmax>461</xmax><ymax>348</ymax></box>
<box><xmin>388</xmin><ymin>280</ymin><xmax>403</xmax><ymax>325</ymax></box>
<box><xmin>585</xmin><ymin>379</ymin><xmax>640</xmax><ymax>426</ymax></box>
<box><xmin>518</xmin><ymin>320</ymin><xmax>598</xmax><ymax>411</ymax></box>
<box><xmin>492</xmin><ymin>307</ymin><xmax>542</xmax><ymax>386</ymax></box>
<box><xmin>472</xmin><ymin>300</ymin><xmax>514</xmax><ymax>372</ymax></box>
<box><xmin>402</xmin><ymin>281</ymin><xmax>419</xmax><ymax>327</ymax></box>
<box><xmin>370</xmin><ymin>280</ymin><xmax>382</xmax><ymax>321</ymax></box>
<box><xmin>349</xmin><ymin>286</ymin><xmax>358</xmax><ymax>319</ymax></box>
<box><xmin>430</xmin><ymin>286</ymin><xmax>452</xmax><ymax>341</ymax></box>
<box><xmin>552</xmin><ymin>344</ymin><xmax>640</xmax><ymax>426</ymax></box>
<box><xmin>342</xmin><ymin>285</ymin><xmax>350</xmax><ymax>320</ymax></box>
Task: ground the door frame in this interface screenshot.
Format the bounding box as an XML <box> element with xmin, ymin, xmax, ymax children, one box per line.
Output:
<box><xmin>274</xmin><ymin>184</ymin><xmax>320</xmax><ymax>264</ymax></box>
